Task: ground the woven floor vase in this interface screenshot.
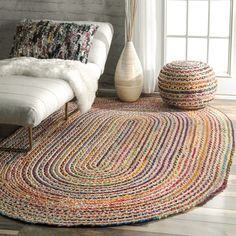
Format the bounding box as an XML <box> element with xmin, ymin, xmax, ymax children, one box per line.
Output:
<box><xmin>115</xmin><ymin>41</ymin><xmax>143</xmax><ymax>102</ymax></box>
<box><xmin>158</xmin><ymin>61</ymin><xmax>217</xmax><ymax>110</ymax></box>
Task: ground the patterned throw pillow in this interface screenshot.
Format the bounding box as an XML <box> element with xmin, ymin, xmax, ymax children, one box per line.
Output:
<box><xmin>10</xmin><ymin>20</ymin><xmax>98</xmax><ymax>63</ymax></box>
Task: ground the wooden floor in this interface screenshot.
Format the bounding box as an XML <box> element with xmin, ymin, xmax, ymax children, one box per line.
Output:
<box><xmin>0</xmin><ymin>99</ymin><xmax>236</xmax><ymax>236</ymax></box>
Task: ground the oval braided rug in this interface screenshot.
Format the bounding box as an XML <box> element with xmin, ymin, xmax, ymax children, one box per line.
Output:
<box><xmin>0</xmin><ymin>97</ymin><xmax>234</xmax><ymax>227</ymax></box>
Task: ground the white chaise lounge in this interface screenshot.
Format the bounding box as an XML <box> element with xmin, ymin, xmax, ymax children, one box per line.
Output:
<box><xmin>0</xmin><ymin>21</ymin><xmax>113</xmax><ymax>150</ymax></box>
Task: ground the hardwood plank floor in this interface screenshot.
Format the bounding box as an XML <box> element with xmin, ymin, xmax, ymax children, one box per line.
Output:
<box><xmin>0</xmin><ymin>98</ymin><xmax>235</xmax><ymax>236</ymax></box>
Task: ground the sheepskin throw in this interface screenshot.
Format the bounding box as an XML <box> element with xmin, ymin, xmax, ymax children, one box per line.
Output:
<box><xmin>0</xmin><ymin>57</ymin><xmax>99</xmax><ymax>113</ymax></box>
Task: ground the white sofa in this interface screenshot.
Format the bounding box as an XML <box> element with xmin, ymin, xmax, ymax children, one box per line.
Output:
<box><xmin>0</xmin><ymin>21</ymin><xmax>113</xmax><ymax>150</ymax></box>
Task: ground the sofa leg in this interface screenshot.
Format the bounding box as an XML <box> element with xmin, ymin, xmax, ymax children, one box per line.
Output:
<box><xmin>28</xmin><ymin>127</ymin><xmax>33</xmax><ymax>150</ymax></box>
<box><xmin>65</xmin><ymin>102</ymin><xmax>69</xmax><ymax>120</ymax></box>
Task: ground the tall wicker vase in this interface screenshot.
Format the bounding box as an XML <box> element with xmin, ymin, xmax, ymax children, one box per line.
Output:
<box><xmin>115</xmin><ymin>0</ymin><xmax>143</xmax><ymax>102</ymax></box>
<box><xmin>115</xmin><ymin>41</ymin><xmax>143</xmax><ymax>102</ymax></box>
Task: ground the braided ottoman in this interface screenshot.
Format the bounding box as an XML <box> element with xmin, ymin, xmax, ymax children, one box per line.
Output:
<box><xmin>158</xmin><ymin>61</ymin><xmax>217</xmax><ymax>110</ymax></box>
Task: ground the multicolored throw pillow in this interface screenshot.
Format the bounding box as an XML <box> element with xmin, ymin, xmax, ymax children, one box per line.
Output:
<box><xmin>10</xmin><ymin>20</ymin><xmax>98</xmax><ymax>63</ymax></box>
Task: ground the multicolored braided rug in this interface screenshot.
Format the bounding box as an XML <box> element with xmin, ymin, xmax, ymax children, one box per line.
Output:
<box><xmin>0</xmin><ymin>97</ymin><xmax>234</xmax><ymax>227</ymax></box>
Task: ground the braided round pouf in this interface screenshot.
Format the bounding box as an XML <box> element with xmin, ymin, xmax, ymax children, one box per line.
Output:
<box><xmin>158</xmin><ymin>61</ymin><xmax>217</xmax><ymax>109</ymax></box>
<box><xmin>0</xmin><ymin>97</ymin><xmax>234</xmax><ymax>227</ymax></box>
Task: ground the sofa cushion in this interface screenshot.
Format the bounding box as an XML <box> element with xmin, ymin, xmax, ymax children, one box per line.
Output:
<box><xmin>10</xmin><ymin>20</ymin><xmax>98</xmax><ymax>63</ymax></box>
<box><xmin>0</xmin><ymin>75</ymin><xmax>74</xmax><ymax>127</ymax></box>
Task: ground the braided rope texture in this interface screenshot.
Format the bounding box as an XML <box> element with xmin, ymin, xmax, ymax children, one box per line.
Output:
<box><xmin>158</xmin><ymin>61</ymin><xmax>217</xmax><ymax>110</ymax></box>
<box><xmin>0</xmin><ymin>97</ymin><xmax>234</xmax><ymax>227</ymax></box>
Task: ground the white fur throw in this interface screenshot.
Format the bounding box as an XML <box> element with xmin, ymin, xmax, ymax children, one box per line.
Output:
<box><xmin>0</xmin><ymin>57</ymin><xmax>99</xmax><ymax>113</ymax></box>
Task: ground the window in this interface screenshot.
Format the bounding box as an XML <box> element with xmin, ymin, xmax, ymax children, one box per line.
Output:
<box><xmin>165</xmin><ymin>0</ymin><xmax>233</xmax><ymax>76</ymax></box>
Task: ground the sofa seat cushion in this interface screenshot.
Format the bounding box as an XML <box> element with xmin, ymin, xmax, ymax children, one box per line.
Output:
<box><xmin>0</xmin><ymin>75</ymin><xmax>74</xmax><ymax>127</ymax></box>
